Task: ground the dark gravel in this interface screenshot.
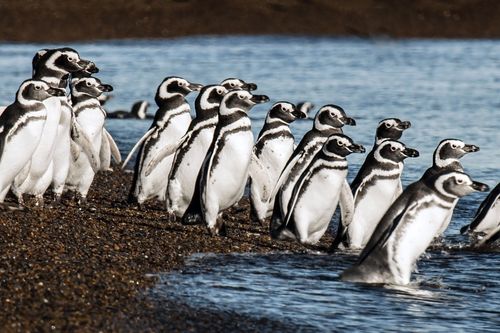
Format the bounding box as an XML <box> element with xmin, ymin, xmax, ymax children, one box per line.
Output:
<box><xmin>0</xmin><ymin>167</ymin><xmax>332</xmax><ymax>332</ymax></box>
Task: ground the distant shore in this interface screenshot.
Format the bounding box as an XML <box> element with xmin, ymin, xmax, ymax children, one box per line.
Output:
<box><xmin>0</xmin><ymin>168</ymin><xmax>330</xmax><ymax>331</ymax></box>
<box><xmin>2</xmin><ymin>0</ymin><xmax>500</xmax><ymax>42</ymax></box>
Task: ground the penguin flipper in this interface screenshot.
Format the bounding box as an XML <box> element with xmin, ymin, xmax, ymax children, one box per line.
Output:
<box><xmin>70</xmin><ymin>139</ymin><xmax>81</xmax><ymax>162</ymax></box>
<box><xmin>267</xmin><ymin>152</ymin><xmax>302</xmax><ymax>205</ymax></box>
<box><xmin>330</xmin><ymin>179</ymin><xmax>355</xmax><ymax>251</ymax></box>
<box><xmin>249</xmin><ymin>151</ymin><xmax>273</xmax><ymax>201</ymax></box>
<box><xmin>394</xmin><ymin>180</ymin><xmax>403</xmax><ymax>200</ymax></box>
<box><xmin>144</xmin><ymin>132</ymin><xmax>191</xmax><ymax>177</ymax></box>
<box><xmin>181</xmin><ymin>150</ymin><xmax>210</xmax><ymax>226</ymax></box>
<box><xmin>71</xmin><ymin>119</ymin><xmax>100</xmax><ymax>173</ymax></box>
<box><xmin>104</xmin><ymin>128</ymin><xmax>122</xmax><ymax>163</ymax></box>
<box><xmin>121</xmin><ymin>127</ymin><xmax>156</xmax><ymax>169</ymax></box>
<box><xmin>283</xmin><ymin>159</ymin><xmax>315</xmax><ymax>228</ymax></box>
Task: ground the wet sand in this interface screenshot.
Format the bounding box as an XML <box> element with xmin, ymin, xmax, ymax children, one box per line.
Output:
<box><xmin>2</xmin><ymin>0</ymin><xmax>500</xmax><ymax>41</ymax></box>
<box><xmin>0</xmin><ymin>168</ymin><xmax>332</xmax><ymax>331</ymax></box>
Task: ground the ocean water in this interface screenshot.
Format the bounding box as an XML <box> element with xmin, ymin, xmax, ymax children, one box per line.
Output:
<box><xmin>0</xmin><ymin>36</ymin><xmax>499</xmax><ymax>331</ymax></box>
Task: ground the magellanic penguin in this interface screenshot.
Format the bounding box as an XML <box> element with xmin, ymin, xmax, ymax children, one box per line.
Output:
<box><xmin>269</xmin><ymin>105</ymin><xmax>356</xmax><ymax>238</ymax></box>
<box><xmin>330</xmin><ymin>118</ymin><xmax>412</xmax><ymax>250</ymax></box>
<box><xmin>0</xmin><ymin>80</ymin><xmax>64</xmax><ymax>207</ymax></box>
<box><xmin>421</xmin><ymin>139</ymin><xmax>480</xmax><ymax>239</ymax></box>
<box><xmin>182</xmin><ymin>90</ymin><xmax>269</xmax><ymax>235</ymax></box>
<box><xmin>338</xmin><ymin>139</ymin><xmax>419</xmax><ymax>250</ymax></box>
<box><xmin>220</xmin><ymin>78</ymin><xmax>257</xmax><ymax>91</ymax></box>
<box><xmin>163</xmin><ymin>85</ymin><xmax>228</xmax><ymax>217</ymax></box>
<box><xmin>65</xmin><ymin>77</ymin><xmax>113</xmax><ymax>203</ymax></box>
<box><xmin>123</xmin><ymin>77</ymin><xmax>202</xmax><ymax>207</ymax></box>
<box><xmin>460</xmin><ymin>183</ymin><xmax>500</xmax><ymax>246</ymax></box>
<box><xmin>341</xmin><ymin>170</ymin><xmax>489</xmax><ymax>285</ymax></box>
<box><xmin>107</xmin><ymin>101</ymin><xmax>150</xmax><ymax>119</ymax></box>
<box><xmin>249</xmin><ymin>101</ymin><xmax>307</xmax><ymax>225</ymax></box>
<box><xmin>32</xmin><ymin>48</ymin><xmax>96</xmax><ymax>203</ymax></box>
<box><xmin>273</xmin><ymin>134</ymin><xmax>365</xmax><ymax>245</ymax></box>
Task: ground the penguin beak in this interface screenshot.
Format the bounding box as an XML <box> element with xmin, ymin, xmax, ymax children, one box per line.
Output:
<box><xmin>47</xmin><ymin>87</ymin><xmax>65</xmax><ymax>97</ymax></box>
<box><xmin>292</xmin><ymin>107</ymin><xmax>307</xmax><ymax>119</ymax></box>
<box><xmin>342</xmin><ymin>117</ymin><xmax>356</xmax><ymax>126</ymax></box>
<box><xmin>397</xmin><ymin>121</ymin><xmax>411</xmax><ymax>130</ymax></box>
<box><xmin>250</xmin><ymin>94</ymin><xmax>270</xmax><ymax>104</ymax></box>
<box><xmin>402</xmin><ymin>147</ymin><xmax>419</xmax><ymax>158</ymax></box>
<box><xmin>463</xmin><ymin>144</ymin><xmax>480</xmax><ymax>153</ymax></box>
<box><xmin>99</xmin><ymin>84</ymin><xmax>114</xmax><ymax>92</ymax></box>
<box><xmin>243</xmin><ymin>82</ymin><xmax>258</xmax><ymax>91</ymax></box>
<box><xmin>471</xmin><ymin>181</ymin><xmax>489</xmax><ymax>192</ymax></box>
<box><xmin>76</xmin><ymin>59</ymin><xmax>91</xmax><ymax>71</ymax></box>
<box><xmin>349</xmin><ymin>143</ymin><xmax>366</xmax><ymax>153</ymax></box>
<box><xmin>188</xmin><ymin>83</ymin><xmax>203</xmax><ymax>92</ymax></box>
<box><xmin>85</xmin><ymin>62</ymin><xmax>99</xmax><ymax>74</ymax></box>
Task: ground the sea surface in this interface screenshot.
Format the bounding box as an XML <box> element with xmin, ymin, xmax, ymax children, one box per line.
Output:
<box><xmin>0</xmin><ymin>37</ymin><xmax>499</xmax><ymax>331</ymax></box>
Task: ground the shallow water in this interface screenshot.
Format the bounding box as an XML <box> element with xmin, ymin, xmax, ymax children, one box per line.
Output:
<box><xmin>0</xmin><ymin>36</ymin><xmax>499</xmax><ymax>330</ymax></box>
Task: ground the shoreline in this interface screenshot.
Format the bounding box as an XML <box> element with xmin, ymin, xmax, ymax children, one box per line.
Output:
<box><xmin>2</xmin><ymin>1</ymin><xmax>500</xmax><ymax>42</ymax></box>
<box><xmin>0</xmin><ymin>168</ymin><xmax>331</xmax><ymax>331</ymax></box>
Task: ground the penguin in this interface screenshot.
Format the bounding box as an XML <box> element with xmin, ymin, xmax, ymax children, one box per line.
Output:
<box><xmin>65</xmin><ymin>77</ymin><xmax>113</xmax><ymax>203</ymax></box>
<box><xmin>341</xmin><ymin>170</ymin><xmax>489</xmax><ymax>285</ymax></box>
<box><xmin>248</xmin><ymin>101</ymin><xmax>307</xmax><ymax>225</ymax></box>
<box><xmin>220</xmin><ymin>78</ymin><xmax>257</xmax><ymax>91</ymax></box>
<box><xmin>460</xmin><ymin>183</ymin><xmax>500</xmax><ymax>246</ymax></box>
<box><xmin>182</xmin><ymin>90</ymin><xmax>269</xmax><ymax>235</ymax></box>
<box><xmin>269</xmin><ymin>105</ymin><xmax>356</xmax><ymax>237</ymax></box>
<box><xmin>98</xmin><ymin>128</ymin><xmax>122</xmax><ymax>171</ymax></box>
<box><xmin>32</xmin><ymin>48</ymin><xmax>96</xmax><ymax>203</ymax></box>
<box><xmin>159</xmin><ymin>85</ymin><xmax>228</xmax><ymax>217</ymax></box>
<box><xmin>273</xmin><ymin>134</ymin><xmax>365</xmax><ymax>245</ymax></box>
<box><xmin>296</xmin><ymin>102</ymin><xmax>314</xmax><ymax>117</ymax></box>
<box><xmin>421</xmin><ymin>139</ymin><xmax>480</xmax><ymax>238</ymax></box>
<box><xmin>0</xmin><ymin>80</ymin><xmax>64</xmax><ymax>206</ymax></box>
<box><xmin>338</xmin><ymin>139</ymin><xmax>419</xmax><ymax>250</ymax></box>
<box><xmin>330</xmin><ymin>118</ymin><xmax>412</xmax><ymax>250</ymax></box>
<box><xmin>123</xmin><ymin>76</ymin><xmax>202</xmax><ymax>206</ymax></box>
<box><xmin>107</xmin><ymin>101</ymin><xmax>150</xmax><ymax>119</ymax></box>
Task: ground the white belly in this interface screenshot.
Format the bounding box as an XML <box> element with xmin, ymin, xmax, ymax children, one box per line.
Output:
<box><xmin>474</xmin><ymin>200</ymin><xmax>500</xmax><ymax>233</ymax></box>
<box><xmin>51</xmin><ymin>103</ymin><xmax>72</xmax><ymax>193</ymax></box>
<box><xmin>292</xmin><ymin>168</ymin><xmax>345</xmax><ymax>244</ymax></box>
<box><xmin>349</xmin><ymin>178</ymin><xmax>400</xmax><ymax>248</ymax></box>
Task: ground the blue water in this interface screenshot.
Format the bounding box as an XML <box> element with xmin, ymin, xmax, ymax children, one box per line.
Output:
<box><xmin>0</xmin><ymin>36</ymin><xmax>499</xmax><ymax>331</ymax></box>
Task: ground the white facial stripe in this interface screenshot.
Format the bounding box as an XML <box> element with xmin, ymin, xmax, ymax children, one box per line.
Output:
<box><xmin>434</xmin><ymin>173</ymin><xmax>466</xmax><ymax>199</ymax></box>
<box><xmin>200</xmin><ymin>87</ymin><xmax>221</xmax><ymax>110</ymax></box>
<box><xmin>44</xmin><ymin>51</ymin><xmax>67</xmax><ymax>73</ymax></box>
<box><xmin>17</xmin><ymin>81</ymin><xmax>48</xmax><ymax>106</ymax></box>
<box><xmin>314</xmin><ymin>115</ymin><xmax>332</xmax><ymax>131</ymax></box>
<box><xmin>374</xmin><ymin>141</ymin><xmax>402</xmax><ymax>164</ymax></box>
<box><xmin>435</xmin><ymin>139</ymin><xmax>464</xmax><ymax>167</ymax></box>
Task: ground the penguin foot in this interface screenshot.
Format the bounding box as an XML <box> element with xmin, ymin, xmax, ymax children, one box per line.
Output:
<box><xmin>209</xmin><ymin>221</ymin><xmax>228</xmax><ymax>237</ymax></box>
<box><xmin>181</xmin><ymin>213</ymin><xmax>202</xmax><ymax>225</ymax></box>
<box><xmin>78</xmin><ymin>196</ymin><xmax>88</xmax><ymax>206</ymax></box>
<box><xmin>34</xmin><ymin>196</ymin><xmax>44</xmax><ymax>209</ymax></box>
<box><xmin>0</xmin><ymin>202</ymin><xmax>25</xmax><ymax>211</ymax></box>
<box><xmin>52</xmin><ymin>194</ymin><xmax>62</xmax><ymax>207</ymax></box>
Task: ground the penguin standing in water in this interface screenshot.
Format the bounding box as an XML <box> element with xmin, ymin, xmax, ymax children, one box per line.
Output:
<box><xmin>0</xmin><ymin>80</ymin><xmax>64</xmax><ymax>207</ymax></box>
<box><xmin>338</xmin><ymin>139</ymin><xmax>419</xmax><ymax>250</ymax></box>
<box><xmin>270</xmin><ymin>105</ymin><xmax>356</xmax><ymax>238</ymax></box>
<box><xmin>107</xmin><ymin>101</ymin><xmax>150</xmax><ymax>119</ymax></box>
<box><xmin>65</xmin><ymin>77</ymin><xmax>113</xmax><ymax>203</ymax></box>
<box><xmin>249</xmin><ymin>102</ymin><xmax>307</xmax><ymax>225</ymax></box>
<box><xmin>123</xmin><ymin>77</ymin><xmax>202</xmax><ymax>207</ymax></box>
<box><xmin>273</xmin><ymin>134</ymin><xmax>365</xmax><ymax>245</ymax></box>
<box><xmin>341</xmin><ymin>170</ymin><xmax>489</xmax><ymax>285</ymax></box>
<box><xmin>182</xmin><ymin>90</ymin><xmax>269</xmax><ymax>235</ymax></box>
<box><xmin>461</xmin><ymin>183</ymin><xmax>500</xmax><ymax>246</ymax></box>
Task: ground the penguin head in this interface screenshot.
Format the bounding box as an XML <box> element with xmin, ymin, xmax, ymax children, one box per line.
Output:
<box><xmin>155</xmin><ymin>76</ymin><xmax>203</xmax><ymax>105</ymax></box>
<box><xmin>296</xmin><ymin>101</ymin><xmax>314</xmax><ymax>119</ymax></box>
<box><xmin>314</xmin><ymin>105</ymin><xmax>356</xmax><ymax>132</ymax></box>
<box><xmin>195</xmin><ymin>85</ymin><xmax>228</xmax><ymax>116</ymax></box>
<box><xmin>35</xmin><ymin>48</ymin><xmax>92</xmax><ymax>75</ymax></box>
<box><xmin>16</xmin><ymin>79</ymin><xmax>65</xmax><ymax>105</ymax></box>
<box><xmin>32</xmin><ymin>49</ymin><xmax>49</xmax><ymax>75</ymax></box>
<box><xmin>72</xmin><ymin>77</ymin><xmax>113</xmax><ymax>98</ymax></box>
<box><xmin>220</xmin><ymin>78</ymin><xmax>257</xmax><ymax>91</ymax></box>
<box><xmin>220</xmin><ymin>90</ymin><xmax>269</xmax><ymax>115</ymax></box>
<box><xmin>376</xmin><ymin>118</ymin><xmax>411</xmax><ymax>143</ymax></box>
<box><xmin>434</xmin><ymin>139</ymin><xmax>480</xmax><ymax>168</ymax></box>
<box><xmin>131</xmin><ymin>101</ymin><xmax>150</xmax><ymax>119</ymax></box>
<box><xmin>267</xmin><ymin>102</ymin><xmax>304</xmax><ymax>123</ymax></box>
<box><xmin>434</xmin><ymin>171</ymin><xmax>489</xmax><ymax>199</ymax></box>
<box><xmin>324</xmin><ymin>134</ymin><xmax>365</xmax><ymax>157</ymax></box>
<box><xmin>375</xmin><ymin>139</ymin><xmax>419</xmax><ymax>163</ymax></box>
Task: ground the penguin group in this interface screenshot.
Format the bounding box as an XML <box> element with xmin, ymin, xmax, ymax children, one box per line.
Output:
<box><xmin>1</xmin><ymin>48</ymin><xmax>498</xmax><ymax>287</ymax></box>
<box><xmin>0</xmin><ymin>47</ymin><xmax>120</xmax><ymax>208</ymax></box>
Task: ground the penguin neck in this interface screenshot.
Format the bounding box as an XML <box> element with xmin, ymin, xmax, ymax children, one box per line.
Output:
<box><xmin>155</xmin><ymin>94</ymin><xmax>186</xmax><ymax>110</ymax></box>
<box><xmin>193</xmin><ymin>106</ymin><xmax>219</xmax><ymax>121</ymax></box>
<box><xmin>313</xmin><ymin>125</ymin><xmax>341</xmax><ymax>137</ymax></box>
<box><xmin>152</xmin><ymin>97</ymin><xmax>190</xmax><ymax>127</ymax></box>
<box><xmin>218</xmin><ymin>109</ymin><xmax>248</xmax><ymax>125</ymax></box>
<box><xmin>12</xmin><ymin>100</ymin><xmax>46</xmax><ymax>113</ymax></box>
<box><xmin>33</xmin><ymin>69</ymin><xmax>67</xmax><ymax>89</ymax></box>
<box><xmin>434</xmin><ymin>156</ymin><xmax>462</xmax><ymax>170</ymax></box>
<box><xmin>321</xmin><ymin>149</ymin><xmax>347</xmax><ymax>163</ymax></box>
<box><xmin>72</xmin><ymin>93</ymin><xmax>100</xmax><ymax>108</ymax></box>
<box><xmin>428</xmin><ymin>178</ymin><xmax>459</xmax><ymax>204</ymax></box>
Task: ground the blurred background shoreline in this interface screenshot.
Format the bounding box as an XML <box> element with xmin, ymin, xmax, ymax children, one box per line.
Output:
<box><xmin>2</xmin><ymin>0</ymin><xmax>500</xmax><ymax>42</ymax></box>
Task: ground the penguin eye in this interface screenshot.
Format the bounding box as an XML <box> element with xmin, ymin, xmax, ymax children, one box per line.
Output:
<box><xmin>385</xmin><ymin>123</ymin><xmax>392</xmax><ymax>128</ymax></box>
<box><xmin>337</xmin><ymin>140</ymin><xmax>344</xmax><ymax>147</ymax></box>
<box><xmin>330</xmin><ymin>112</ymin><xmax>337</xmax><ymax>118</ymax></box>
<box><xmin>390</xmin><ymin>145</ymin><xmax>397</xmax><ymax>152</ymax></box>
<box><xmin>178</xmin><ymin>81</ymin><xmax>185</xmax><ymax>87</ymax></box>
<box><xmin>34</xmin><ymin>85</ymin><xmax>41</xmax><ymax>90</ymax></box>
<box><xmin>216</xmin><ymin>88</ymin><xmax>223</xmax><ymax>94</ymax></box>
<box><xmin>68</xmin><ymin>56</ymin><xmax>74</xmax><ymax>62</ymax></box>
<box><xmin>451</xmin><ymin>143</ymin><xmax>458</xmax><ymax>149</ymax></box>
<box><xmin>230</xmin><ymin>82</ymin><xmax>236</xmax><ymax>87</ymax></box>
<box><xmin>281</xmin><ymin>106</ymin><xmax>287</xmax><ymax>112</ymax></box>
<box><xmin>456</xmin><ymin>178</ymin><xmax>464</xmax><ymax>184</ymax></box>
<box><xmin>86</xmin><ymin>81</ymin><xmax>92</xmax><ymax>87</ymax></box>
<box><xmin>238</xmin><ymin>93</ymin><xmax>245</xmax><ymax>100</ymax></box>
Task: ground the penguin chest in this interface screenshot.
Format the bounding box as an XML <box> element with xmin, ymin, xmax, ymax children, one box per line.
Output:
<box><xmin>208</xmin><ymin>131</ymin><xmax>253</xmax><ymax>209</ymax></box>
<box><xmin>293</xmin><ymin>168</ymin><xmax>346</xmax><ymax>240</ymax></box>
<box><xmin>354</xmin><ymin>178</ymin><xmax>400</xmax><ymax>226</ymax></box>
<box><xmin>259</xmin><ymin>137</ymin><xmax>294</xmax><ymax>181</ymax></box>
<box><xmin>76</xmin><ymin>109</ymin><xmax>105</xmax><ymax>149</ymax></box>
<box><xmin>390</xmin><ymin>204</ymin><xmax>448</xmax><ymax>283</ymax></box>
